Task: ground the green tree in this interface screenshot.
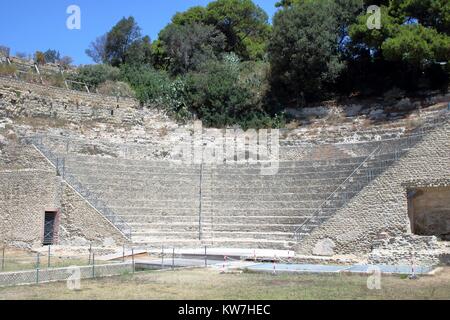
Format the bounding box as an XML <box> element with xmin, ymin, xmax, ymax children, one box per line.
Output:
<box><xmin>158</xmin><ymin>23</ymin><xmax>226</xmax><ymax>75</ymax></box>
<box><xmin>269</xmin><ymin>0</ymin><xmax>346</xmax><ymax>106</ymax></box>
<box><xmin>382</xmin><ymin>24</ymin><xmax>450</xmax><ymax>66</ymax></box>
<box><xmin>347</xmin><ymin>2</ymin><xmax>450</xmax><ymax>91</ymax></box>
<box><xmin>119</xmin><ymin>63</ymin><xmax>171</xmax><ymax>104</ymax></box>
<box><xmin>124</xmin><ymin>35</ymin><xmax>153</xmax><ymax>66</ymax></box>
<box><xmin>205</xmin><ymin>0</ymin><xmax>271</xmax><ymax>60</ymax></box>
<box><xmin>172</xmin><ymin>6</ymin><xmax>208</xmax><ymax>25</ymax></box>
<box><xmin>389</xmin><ymin>0</ymin><xmax>450</xmax><ymax>33</ymax></box>
<box><xmin>185</xmin><ymin>55</ymin><xmax>273</xmax><ymax>129</ymax></box>
<box><xmin>160</xmin><ymin>0</ymin><xmax>271</xmax><ymax>62</ymax></box>
<box><xmin>86</xmin><ymin>34</ymin><xmax>107</xmax><ymax>63</ymax></box>
<box><xmin>104</xmin><ymin>17</ymin><xmax>142</xmax><ymax>66</ymax></box>
<box><xmin>43</xmin><ymin>49</ymin><xmax>61</xmax><ymax>63</ymax></box>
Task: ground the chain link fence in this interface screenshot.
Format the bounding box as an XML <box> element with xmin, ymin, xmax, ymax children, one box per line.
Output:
<box><xmin>0</xmin><ymin>246</ymin><xmax>133</xmax><ymax>287</ymax></box>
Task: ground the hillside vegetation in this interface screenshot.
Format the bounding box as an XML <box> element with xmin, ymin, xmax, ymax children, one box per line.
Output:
<box><xmin>2</xmin><ymin>0</ymin><xmax>449</xmax><ymax>129</ymax></box>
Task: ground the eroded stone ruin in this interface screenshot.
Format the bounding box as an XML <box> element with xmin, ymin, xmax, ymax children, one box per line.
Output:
<box><xmin>0</xmin><ymin>76</ymin><xmax>449</xmax><ymax>266</ymax></box>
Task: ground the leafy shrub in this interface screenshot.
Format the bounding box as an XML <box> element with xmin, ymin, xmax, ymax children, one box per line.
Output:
<box><xmin>154</xmin><ymin>77</ymin><xmax>191</xmax><ymax>121</ymax></box>
<box><xmin>97</xmin><ymin>80</ymin><xmax>135</xmax><ymax>97</ymax></box>
<box><xmin>43</xmin><ymin>49</ymin><xmax>61</xmax><ymax>64</ymax></box>
<box><xmin>23</xmin><ymin>70</ymin><xmax>42</xmax><ymax>83</ymax></box>
<box><xmin>59</xmin><ymin>56</ymin><xmax>73</xmax><ymax>69</ymax></box>
<box><xmin>120</xmin><ymin>63</ymin><xmax>170</xmax><ymax>103</ymax></box>
<box><xmin>70</xmin><ymin>64</ymin><xmax>120</xmax><ymax>89</ymax></box>
<box><xmin>238</xmin><ymin>60</ymin><xmax>270</xmax><ymax>110</ymax></box>
<box><xmin>0</xmin><ymin>63</ymin><xmax>17</xmax><ymax>76</ymax></box>
<box><xmin>34</xmin><ymin>51</ymin><xmax>46</xmax><ymax>65</ymax></box>
<box><xmin>43</xmin><ymin>73</ymin><xmax>65</xmax><ymax>87</ymax></box>
<box><xmin>184</xmin><ymin>58</ymin><xmax>277</xmax><ymax>129</ymax></box>
<box><xmin>121</xmin><ymin>64</ymin><xmax>190</xmax><ymax>119</ymax></box>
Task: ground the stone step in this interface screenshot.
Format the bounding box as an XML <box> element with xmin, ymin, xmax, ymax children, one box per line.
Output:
<box><xmin>86</xmin><ymin>189</ymin><xmax>362</xmax><ymax>205</ymax></box>
<box><xmin>133</xmin><ymin>230</ymin><xmax>295</xmax><ymax>241</ymax></box>
<box><xmin>65</xmin><ymin>157</ymin><xmax>201</xmax><ymax>168</ymax></box>
<box><xmin>202</xmin><ymin>202</ymin><xmax>329</xmax><ymax>210</ymax></box>
<box><xmin>64</xmin><ymin>152</ymin><xmax>396</xmax><ymax>168</ymax></box>
<box><xmin>130</xmin><ymin>223</ymin><xmax>200</xmax><ymax>232</ymax></box>
<box><xmin>207</xmin><ymin>164</ymin><xmax>388</xmax><ymax>177</ymax></box>
<box><xmin>68</xmin><ymin>171</ymin><xmax>202</xmax><ymax>180</ymax></box>
<box><xmin>110</xmin><ymin>207</ymin><xmax>338</xmax><ymax>217</ymax></box>
<box><xmin>132</xmin><ymin>231</ymin><xmax>201</xmax><ymax>239</ymax></box>
<box><xmin>122</xmin><ymin>215</ymin><xmax>313</xmax><ymax>224</ymax></box>
<box><xmin>82</xmin><ymin>184</ymin><xmax>346</xmax><ymax>195</ymax></box>
<box><xmin>104</xmin><ymin>199</ymin><xmax>326</xmax><ymax>209</ymax></box>
<box><xmin>111</xmin><ymin>209</ymin><xmax>200</xmax><ymax>217</ymax></box>
<box><xmin>129</xmin><ymin>222</ymin><xmax>303</xmax><ymax>233</ymax></box>
<box><xmin>83</xmin><ymin>184</ymin><xmax>200</xmax><ymax>194</ymax></box>
<box><xmin>67</xmin><ymin>164</ymin><xmax>392</xmax><ymax>176</ymax></box>
<box><xmin>105</xmin><ymin>200</ymin><xmax>201</xmax><ymax>208</ymax></box>
<box><xmin>66</xmin><ymin>164</ymin><xmax>201</xmax><ymax>175</ymax></box>
<box><xmin>71</xmin><ymin>176</ymin><xmax>358</xmax><ymax>188</ymax></box>
<box><xmin>75</xmin><ymin>176</ymin><xmax>200</xmax><ymax>185</ymax></box>
<box><xmin>130</xmin><ymin>238</ymin><xmax>294</xmax><ymax>250</ymax></box>
<box><xmin>123</xmin><ymin>216</ymin><xmax>200</xmax><ymax>223</ymax></box>
<box><xmin>67</xmin><ymin>164</ymin><xmax>369</xmax><ymax>176</ymax></box>
<box><xmin>201</xmin><ymin>192</ymin><xmax>358</xmax><ymax>202</ymax></box>
<box><xmin>207</xmin><ymin>224</ymin><xmax>302</xmax><ymax>233</ymax></box>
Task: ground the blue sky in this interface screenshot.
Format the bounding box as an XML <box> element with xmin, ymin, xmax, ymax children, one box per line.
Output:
<box><xmin>0</xmin><ymin>0</ymin><xmax>279</xmax><ymax>65</ymax></box>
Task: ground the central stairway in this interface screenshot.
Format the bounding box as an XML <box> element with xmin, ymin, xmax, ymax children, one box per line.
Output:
<box><xmin>58</xmin><ymin>151</ymin><xmax>395</xmax><ymax>249</ymax></box>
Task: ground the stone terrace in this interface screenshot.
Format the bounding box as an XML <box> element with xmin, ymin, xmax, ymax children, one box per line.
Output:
<box><xmin>33</xmin><ymin>134</ymin><xmax>423</xmax><ymax>249</ymax></box>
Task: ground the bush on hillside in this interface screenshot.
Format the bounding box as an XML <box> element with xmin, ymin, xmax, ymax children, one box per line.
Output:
<box><xmin>184</xmin><ymin>57</ymin><xmax>280</xmax><ymax>129</ymax></box>
<box><xmin>120</xmin><ymin>64</ymin><xmax>171</xmax><ymax>103</ymax></box>
<box><xmin>0</xmin><ymin>63</ymin><xmax>17</xmax><ymax>76</ymax></box>
<box><xmin>97</xmin><ymin>80</ymin><xmax>135</xmax><ymax>97</ymax></box>
<box><xmin>70</xmin><ymin>64</ymin><xmax>120</xmax><ymax>89</ymax></box>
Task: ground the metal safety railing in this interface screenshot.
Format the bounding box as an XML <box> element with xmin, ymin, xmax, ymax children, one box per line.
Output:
<box><xmin>21</xmin><ymin>136</ymin><xmax>132</xmax><ymax>239</ymax></box>
<box><xmin>293</xmin><ymin>144</ymin><xmax>383</xmax><ymax>241</ymax></box>
<box><xmin>293</xmin><ymin>110</ymin><xmax>450</xmax><ymax>241</ymax></box>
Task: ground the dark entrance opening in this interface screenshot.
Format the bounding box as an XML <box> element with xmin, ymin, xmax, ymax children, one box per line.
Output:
<box><xmin>408</xmin><ymin>187</ymin><xmax>450</xmax><ymax>241</ymax></box>
<box><xmin>43</xmin><ymin>211</ymin><xmax>58</xmax><ymax>245</ymax></box>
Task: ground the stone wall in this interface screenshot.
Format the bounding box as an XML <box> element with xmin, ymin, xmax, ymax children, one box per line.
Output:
<box><xmin>0</xmin><ymin>144</ymin><xmax>51</xmax><ymax>171</ymax></box>
<box><xmin>368</xmin><ymin>235</ymin><xmax>449</xmax><ymax>266</ymax></box>
<box><xmin>59</xmin><ymin>183</ymin><xmax>128</xmax><ymax>246</ymax></box>
<box><xmin>0</xmin><ymin>168</ymin><xmax>59</xmax><ymax>247</ymax></box>
<box><xmin>0</xmin><ymin>142</ymin><xmax>127</xmax><ymax>248</ymax></box>
<box><xmin>296</xmin><ymin>119</ymin><xmax>450</xmax><ymax>258</ymax></box>
<box><xmin>0</xmin><ymin>77</ymin><xmax>145</xmax><ymax>125</ymax></box>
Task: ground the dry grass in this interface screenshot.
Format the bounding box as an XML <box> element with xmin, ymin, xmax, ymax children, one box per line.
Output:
<box><xmin>0</xmin><ymin>64</ymin><xmax>17</xmax><ymax>76</ymax></box>
<box><xmin>0</xmin><ymin>267</ymin><xmax>449</xmax><ymax>300</ymax></box>
<box><xmin>158</xmin><ymin>126</ymin><xmax>170</xmax><ymax>137</ymax></box>
<box><xmin>13</xmin><ymin>116</ymin><xmax>72</xmax><ymax>130</ymax></box>
<box><xmin>0</xmin><ymin>248</ymin><xmax>92</xmax><ymax>272</ymax></box>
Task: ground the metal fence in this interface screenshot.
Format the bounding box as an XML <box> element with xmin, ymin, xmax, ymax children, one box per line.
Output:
<box><xmin>0</xmin><ymin>262</ymin><xmax>133</xmax><ymax>288</ymax></box>
<box><xmin>1</xmin><ymin>245</ymin><xmax>99</xmax><ymax>273</ymax></box>
<box><xmin>0</xmin><ymin>245</ymin><xmax>134</xmax><ymax>287</ymax></box>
